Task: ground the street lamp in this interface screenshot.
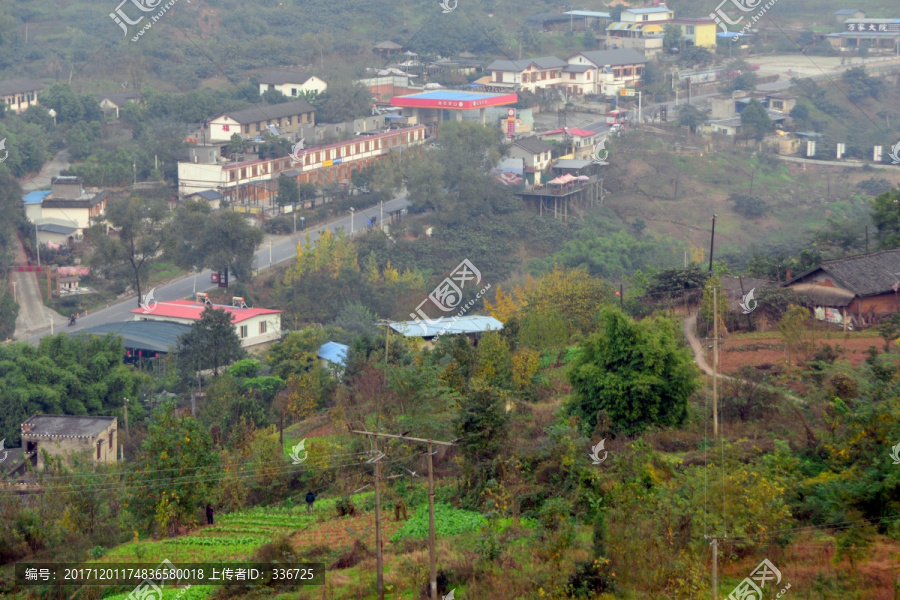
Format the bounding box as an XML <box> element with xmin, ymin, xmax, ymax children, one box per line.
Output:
<box><xmin>349</xmin><ymin>207</ymin><xmax>355</xmax><ymax>235</ymax></box>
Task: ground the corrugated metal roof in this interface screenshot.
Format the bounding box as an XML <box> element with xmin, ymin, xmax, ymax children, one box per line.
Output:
<box><xmin>318</xmin><ymin>341</ymin><xmax>349</xmax><ymax>366</ymax></box>
<box><xmin>80</xmin><ymin>320</ymin><xmax>194</xmax><ymax>353</ymax></box>
<box><xmin>22</xmin><ymin>190</ymin><xmax>51</xmax><ymax>205</ymax></box>
<box><xmin>389</xmin><ymin>316</ymin><xmax>504</xmax><ymax>338</ymax></box>
<box><xmin>130</xmin><ymin>299</ymin><xmax>282</xmax><ymax>323</ymax></box>
<box><xmin>565</xmin><ymin>10</ymin><xmax>610</xmax><ymax>18</ymax></box>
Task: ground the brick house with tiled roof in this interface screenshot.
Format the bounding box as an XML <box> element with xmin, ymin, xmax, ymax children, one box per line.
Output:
<box><xmin>786</xmin><ymin>248</ymin><xmax>900</xmax><ymax>328</ymax></box>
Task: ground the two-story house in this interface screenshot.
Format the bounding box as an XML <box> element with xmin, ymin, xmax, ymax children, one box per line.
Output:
<box><xmin>0</xmin><ymin>78</ymin><xmax>44</xmax><ymax>114</ymax></box>
<box><xmin>258</xmin><ymin>71</ymin><xmax>328</xmax><ymax>98</ymax></box>
<box><xmin>32</xmin><ymin>176</ymin><xmax>108</xmax><ymax>242</ymax></box>
<box><xmin>509</xmin><ymin>136</ymin><xmax>554</xmax><ymax>186</ymax></box>
<box><xmin>208</xmin><ymin>99</ymin><xmax>316</xmax><ymax>143</ymax></box>
<box><xmin>487</xmin><ymin>57</ymin><xmax>568</xmax><ymax>93</ymax></box>
<box><xmin>566</xmin><ymin>49</ymin><xmax>648</xmax><ymax>96</ymax></box>
<box><xmin>538</xmin><ymin>127</ymin><xmax>601</xmax><ymax>160</ymax></box>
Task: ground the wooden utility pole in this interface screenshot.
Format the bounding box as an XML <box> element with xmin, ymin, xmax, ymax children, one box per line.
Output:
<box><xmin>350</xmin><ymin>429</ymin><xmax>457</xmax><ymax>600</ymax></box>
<box><xmin>708</xmin><ymin>214</ymin><xmax>717</xmax><ymax>273</ymax></box>
<box><xmin>372</xmin><ymin>435</ymin><xmax>384</xmax><ymax>600</ymax></box>
<box><xmin>710</xmin><ymin>536</ymin><xmax>719</xmax><ymax>600</ymax></box>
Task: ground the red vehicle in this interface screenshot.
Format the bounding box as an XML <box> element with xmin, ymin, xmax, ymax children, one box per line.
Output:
<box><xmin>605</xmin><ymin>109</ymin><xmax>629</xmax><ymax>125</ymax></box>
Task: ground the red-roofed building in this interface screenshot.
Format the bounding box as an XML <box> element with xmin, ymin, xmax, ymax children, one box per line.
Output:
<box><xmin>538</xmin><ymin>127</ymin><xmax>603</xmax><ymax>160</ymax></box>
<box><xmin>131</xmin><ymin>299</ymin><xmax>282</xmax><ymax>347</ymax></box>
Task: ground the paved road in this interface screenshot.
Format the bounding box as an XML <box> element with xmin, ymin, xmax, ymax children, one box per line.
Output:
<box><xmin>20</xmin><ymin>149</ymin><xmax>71</xmax><ymax>193</ymax></box>
<box><xmin>22</xmin><ymin>195</ymin><xmax>410</xmax><ymax>344</ymax></box>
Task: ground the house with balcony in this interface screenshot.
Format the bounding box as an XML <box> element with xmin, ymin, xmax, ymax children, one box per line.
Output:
<box><xmin>258</xmin><ymin>71</ymin><xmax>328</xmax><ymax>98</ymax></box>
<box><xmin>208</xmin><ymin>99</ymin><xmax>316</xmax><ymax>143</ymax></box>
<box><xmin>0</xmin><ymin>78</ymin><xmax>44</xmax><ymax>114</ymax></box>
<box><xmin>538</xmin><ymin>127</ymin><xmax>602</xmax><ymax>160</ymax></box>
<box><xmin>178</xmin><ymin>126</ymin><xmax>427</xmax><ymax>206</ymax></box>
<box><xmin>566</xmin><ymin>49</ymin><xmax>648</xmax><ymax>96</ymax></box>
<box><xmin>486</xmin><ymin>56</ymin><xmax>568</xmax><ymax>93</ymax></box>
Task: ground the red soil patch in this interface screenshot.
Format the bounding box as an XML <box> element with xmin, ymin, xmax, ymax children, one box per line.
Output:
<box><xmin>292</xmin><ymin>512</ymin><xmax>404</xmax><ymax>550</ymax></box>
<box><xmin>707</xmin><ymin>334</ymin><xmax>889</xmax><ymax>374</ymax></box>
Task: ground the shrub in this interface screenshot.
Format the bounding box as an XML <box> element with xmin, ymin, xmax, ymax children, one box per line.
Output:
<box><xmin>728</xmin><ymin>193</ymin><xmax>768</xmax><ymax>217</ymax></box>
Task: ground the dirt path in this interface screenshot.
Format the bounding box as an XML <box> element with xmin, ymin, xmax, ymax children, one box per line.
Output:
<box><xmin>20</xmin><ymin>149</ymin><xmax>71</xmax><ymax>192</ymax></box>
<box><xmin>11</xmin><ymin>236</ymin><xmax>66</xmax><ymax>339</ymax></box>
<box><xmin>682</xmin><ymin>311</ymin><xmax>805</xmax><ymax>405</ymax></box>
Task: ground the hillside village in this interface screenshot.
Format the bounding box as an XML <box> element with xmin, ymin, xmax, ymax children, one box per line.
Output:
<box><xmin>1</xmin><ymin>0</ymin><xmax>900</xmax><ymax>599</ymax></box>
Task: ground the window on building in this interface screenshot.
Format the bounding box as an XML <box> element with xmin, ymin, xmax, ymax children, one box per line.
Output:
<box><xmin>244</xmin><ymin>125</ymin><xmax>250</xmax><ymax>134</ymax></box>
<box><xmin>230</xmin><ymin>171</ymin><xmax>237</xmax><ymax>181</ymax></box>
<box><xmin>287</xmin><ymin>116</ymin><xmax>292</xmax><ymax>125</ymax></box>
<box><xmin>241</xmin><ymin>168</ymin><xmax>247</xmax><ymax>178</ymax></box>
<box><xmin>255</xmin><ymin>123</ymin><xmax>261</xmax><ymax>132</ymax></box>
<box><xmin>259</xmin><ymin>321</ymin><xmax>267</xmax><ymax>334</ymax></box>
<box><xmin>569</xmin><ymin>73</ymin><xmax>575</xmax><ymax>80</ymax></box>
<box><xmin>686</xmin><ymin>26</ymin><xmax>695</xmax><ymax>34</ymax></box>
<box><xmin>643</xmin><ymin>14</ymin><xmax>648</xmax><ymax>20</ymax></box>
<box><xmin>109</xmin><ymin>432</ymin><xmax>113</xmax><ymax>449</ymax></box>
<box><xmin>541</xmin><ymin>72</ymin><xmax>547</xmax><ymax>80</ymax></box>
<box><xmin>239</xmin><ymin>325</ymin><xmax>248</xmax><ymax>338</ymax></box>
<box><xmin>494</xmin><ymin>72</ymin><xmax>501</xmax><ymax>82</ymax></box>
<box><xmin>97</xmin><ymin>441</ymin><xmax>102</xmax><ymax>460</ymax></box>
<box><xmin>291</xmin><ymin>88</ymin><xmax>297</xmax><ymax>96</ymax></box>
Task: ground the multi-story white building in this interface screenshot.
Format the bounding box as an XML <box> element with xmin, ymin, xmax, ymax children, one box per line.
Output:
<box><xmin>177</xmin><ymin>126</ymin><xmax>427</xmax><ymax>205</ymax></box>
<box><xmin>258</xmin><ymin>71</ymin><xmax>328</xmax><ymax>98</ymax></box>
<box><xmin>565</xmin><ymin>49</ymin><xmax>648</xmax><ymax>96</ymax></box>
<box><xmin>486</xmin><ymin>57</ymin><xmax>568</xmax><ymax>92</ymax></box>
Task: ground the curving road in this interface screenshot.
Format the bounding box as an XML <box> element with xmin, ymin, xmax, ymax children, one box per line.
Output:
<box><xmin>22</xmin><ymin>195</ymin><xmax>409</xmax><ymax>345</ymax></box>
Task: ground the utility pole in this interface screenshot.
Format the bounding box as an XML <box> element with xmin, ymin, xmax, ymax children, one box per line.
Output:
<box><xmin>710</xmin><ymin>536</ymin><xmax>719</xmax><ymax>600</ymax></box>
<box><xmin>373</xmin><ymin>435</ymin><xmax>384</xmax><ymax>600</ymax></box>
<box><xmin>708</xmin><ymin>214</ymin><xmax>717</xmax><ymax>273</ymax></box>
<box><xmin>712</xmin><ymin>286</ymin><xmax>719</xmax><ymax>438</ymax></box>
<box><xmin>350</xmin><ymin>429</ymin><xmax>457</xmax><ymax>600</ymax></box>
<box><xmin>123</xmin><ymin>397</ymin><xmax>129</xmax><ymax>439</ymax></box>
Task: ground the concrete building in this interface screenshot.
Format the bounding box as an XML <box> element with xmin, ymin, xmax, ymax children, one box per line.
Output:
<box><xmin>566</xmin><ymin>49</ymin><xmax>648</xmax><ymax>96</ymax></box>
<box><xmin>208</xmin><ymin>99</ymin><xmax>316</xmax><ymax>143</ymax></box>
<box><xmin>509</xmin><ymin>136</ymin><xmax>554</xmax><ymax>185</ymax></box>
<box><xmin>825</xmin><ymin>18</ymin><xmax>900</xmax><ymax>53</ymax></box>
<box><xmin>834</xmin><ymin>9</ymin><xmax>866</xmax><ymax>22</ymax></box>
<box><xmin>19</xmin><ymin>415</ymin><xmax>118</xmax><ymax>471</ymax></box>
<box><xmin>258</xmin><ymin>71</ymin><xmax>328</xmax><ymax>97</ymax></box>
<box><xmin>486</xmin><ymin>57</ymin><xmax>568</xmax><ymax>92</ymax></box>
<box><xmin>178</xmin><ymin>126</ymin><xmax>426</xmax><ymax>202</ymax></box>
<box><xmin>0</xmin><ymin>78</ymin><xmax>44</xmax><ymax>114</ymax></box>
<box><xmin>31</xmin><ymin>176</ymin><xmax>108</xmax><ymax>239</ymax></box>
<box><xmin>131</xmin><ymin>298</ymin><xmax>283</xmax><ymax>347</ymax></box>
<box><xmin>96</xmin><ymin>92</ymin><xmax>140</xmax><ymax>119</ymax></box>
<box><xmin>538</xmin><ymin>127</ymin><xmax>602</xmax><ymax>160</ymax></box>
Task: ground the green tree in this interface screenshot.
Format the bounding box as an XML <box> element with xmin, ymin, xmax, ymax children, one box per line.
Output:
<box><xmin>85</xmin><ymin>197</ymin><xmax>169</xmax><ymax>308</ymax></box>
<box><xmin>566</xmin><ymin>308</ymin><xmax>700</xmax><ymax>435</ymax></box>
<box><xmin>740</xmin><ymin>99</ymin><xmax>772</xmax><ymax>141</ymax></box>
<box><xmin>663</xmin><ymin>25</ymin><xmax>683</xmax><ymax>49</ymax></box>
<box><xmin>277</xmin><ymin>174</ymin><xmax>299</xmax><ymax>207</ymax></box>
<box><xmin>167</xmin><ymin>204</ymin><xmax>264</xmax><ymax>281</ymax></box>
<box><xmin>677</xmin><ymin>104</ymin><xmax>705</xmax><ymax>133</ymax></box>
<box><xmin>127</xmin><ymin>403</ymin><xmax>220</xmax><ymax>533</ymax></box>
<box><xmin>472</xmin><ymin>331</ymin><xmax>513</xmax><ymax>388</ymax></box>
<box><xmin>728</xmin><ymin>192</ymin><xmax>767</xmax><ymax>217</ymax></box>
<box><xmin>778</xmin><ymin>304</ymin><xmax>812</xmax><ymax>366</ymax></box>
<box><xmin>871</xmin><ymin>187</ymin><xmax>900</xmax><ymax>249</ymax></box>
<box><xmin>333</xmin><ymin>301</ymin><xmax>377</xmax><ymax>338</ymax></box>
<box><xmin>174</xmin><ymin>307</ymin><xmax>247</xmax><ymax>377</ymax></box>
<box><xmin>455</xmin><ymin>380</ymin><xmax>510</xmax><ymax>506</ymax></box>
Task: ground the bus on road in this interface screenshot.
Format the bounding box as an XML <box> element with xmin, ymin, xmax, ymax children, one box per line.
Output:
<box><xmin>605</xmin><ymin>109</ymin><xmax>629</xmax><ymax>125</ymax></box>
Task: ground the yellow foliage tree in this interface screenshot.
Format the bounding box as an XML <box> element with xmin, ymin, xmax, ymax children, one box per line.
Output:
<box><xmin>382</xmin><ymin>260</ymin><xmax>399</xmax><ymax>283</ymax></box>
<box><xmin>524</xmin><ymin>266</ymin><xmax>613</xmax><ymax>332</ymax></box>
<box><xmin>365</xmin><ymin>251</ymin><xmax>379</xmax><ymax>283</ymax></box>
<box><xmin>511</xmin><ymin>348</ymin><xmax>540</xmax><ymax>391</ymax></box>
